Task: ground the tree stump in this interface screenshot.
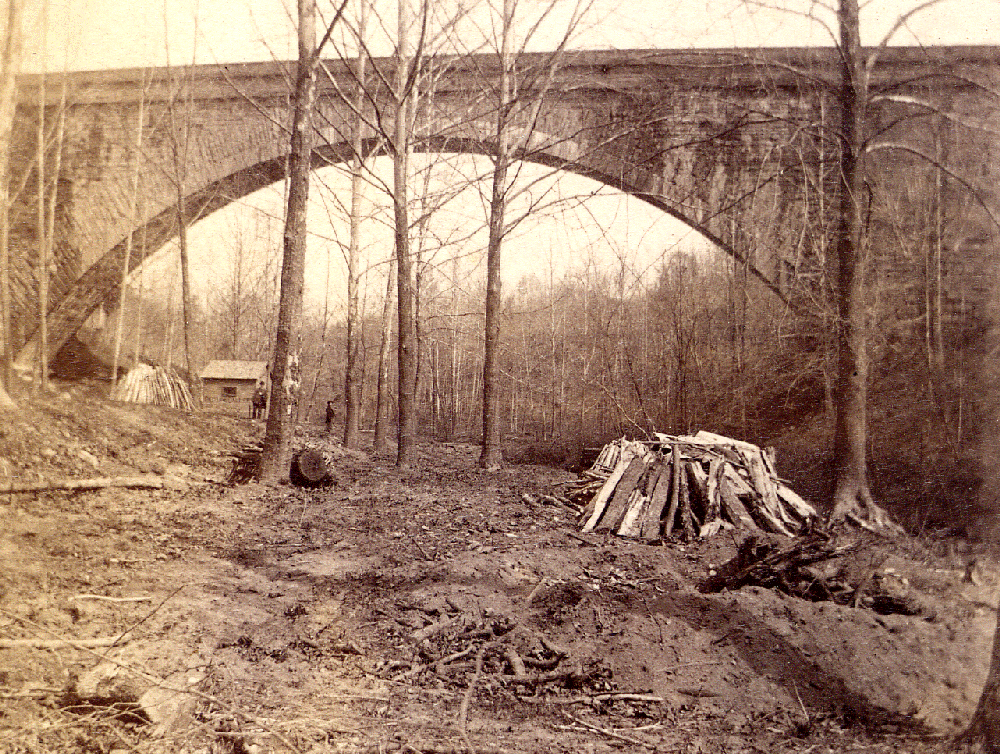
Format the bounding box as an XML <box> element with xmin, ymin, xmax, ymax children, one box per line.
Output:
<box><xmin>290</xmin><ymin>448</ymin><xmax>331</xmax><ymax>487</ymax></box>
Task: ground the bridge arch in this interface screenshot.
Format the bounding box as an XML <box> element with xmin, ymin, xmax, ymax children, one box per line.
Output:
<box><xmin>18</xmin><ymin>131</ymin><xmax>782</xmax><ymax>368</ymax></box>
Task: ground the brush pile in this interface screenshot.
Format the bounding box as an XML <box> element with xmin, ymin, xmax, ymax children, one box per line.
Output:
<box><xmin>568</xmin><ymin>431</ymin><xmax>817</xmax><ymax>540</ymax></box>
<box><xmin>110</xmin><ymin>364</ymin><xmax>195</xmax><ymax>410</ymax></box>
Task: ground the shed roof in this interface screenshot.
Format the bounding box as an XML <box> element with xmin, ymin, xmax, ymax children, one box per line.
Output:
<box><xmin>199</xmin><ymin>360</ymin><xmax>267</xmax><ymax>381</ymax></box>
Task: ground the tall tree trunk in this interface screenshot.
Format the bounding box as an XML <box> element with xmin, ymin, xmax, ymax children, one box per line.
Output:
<box><xmin>34</xmin><ymin>19</ymin><xmax>47</xmax><ymax>392</ymax></box>
<box><xmin>958</xmin><ymin>606</ymin><xmax>1000</xmax><ymax>752</ymax></box>
<box><xmin>0</xmin><ymin>0</ymin><xmax>23</xmax><ymax>397</ymax></box>
<box><xmin>829</xmin><ymin>0</ymin><xmax>893</xmax><ymax>530</ymax></box>
<box><xmin>374</xmin><ymin>255</ymin><xmax>396</xmax><ymax>453</ymax></box>
<box><xmin>343</xmin><ymin>0</ymin><xmax>369</xmax><ymax>449</ymax></box>
<box><xmin>393</xmin><ymin>0</ymin><xmax>417</xmax><ymax>467</ymax></box>
<box><xmin>259</xmin><ymin>0</ymin><xmax>317</xmax><ymax>483</ymax></box>
<box><xmin>479</xmin><ymin>0</ymin><xmax>514</xmax><ymax>470</ymax></box>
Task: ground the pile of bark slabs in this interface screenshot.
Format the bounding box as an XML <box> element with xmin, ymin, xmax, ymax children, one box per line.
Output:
<box><xmin>576</xmin><ymin>431</ymin><xmax>816</xmax><ymax>541</ymax></box>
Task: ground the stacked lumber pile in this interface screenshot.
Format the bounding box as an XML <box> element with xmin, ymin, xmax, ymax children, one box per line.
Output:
<box><xmin>573</xmin><ymin>431</ymin><xmax>816</xmax><ymax>540</ymax></box>
<box><xmin>110</xmin><ymin>364</ymin><xmax>194</xmax><ymax>410</ymax></box>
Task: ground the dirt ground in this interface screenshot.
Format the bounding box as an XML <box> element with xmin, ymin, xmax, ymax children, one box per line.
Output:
<box><xmin>0</xmin><ymin>379</ymin><xmax>997</xmax><ymax>754</ymax></box>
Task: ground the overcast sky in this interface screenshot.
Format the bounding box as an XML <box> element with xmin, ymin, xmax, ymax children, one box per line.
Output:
<box><xmin>23</xmin><ymin>0</ymin><xmax>1000</xmax><ymax>73</ymax></box>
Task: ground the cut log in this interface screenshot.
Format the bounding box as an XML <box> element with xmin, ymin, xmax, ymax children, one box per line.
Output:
<box><xmin>0</xmin><ymin>475</ymin><xmax>163</xmax><ymax>494</ymax></box>
<box><xmin>581</xmin><ymin>450</ymin><xmax>633</xmax><ymax>531</ymax></box>
<box><xmin>702</xmin><ymin>456</ymin><xmax>723</xmax><ymax>526</ymax></box>
<box><xmin>686</xmin><ymin>461</ymin><xmax>709</xmax><ymax>522</ymax></box>
<box><xmin>596</xmin><ymin>456</ymin><xmax>649</xmax><ymax>531</ymax></box>
<box><xmin>662</xmin><ymin>445</ymin><xmax>683</xmax><ymax>538</ymax></box>
<box><xmin>290</xmin><ymin>448</ymin><xmax>331</xmax><ymax>487</ymax></box>
<box><xmin>724</xmin><ymin>463</ymin><xmax>792</xmax><ymax>536</ymax></box>
<box><xmin>677</xmin><ymin>462</ymin><xmax>697</xmax><ymax>539</ymax></box>
<box><xmin>739</xmin><ymin>448</ymin><xmax>796</xmax><ymax>530</ymax></box>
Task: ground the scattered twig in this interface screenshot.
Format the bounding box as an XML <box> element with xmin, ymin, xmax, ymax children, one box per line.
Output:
<box><xmin>524</xmin><ymin>691</ymin><xmax>667</xmax><ymax>705</ymax></box>
<box><xmin>523</xmin><ymin>578</ymin><xmax>547</xmax><ymax>606</ymax></box>
<box><xmin>0</xmin><ymin>687</ymin><xmax>62</xmax><ymax>698</ymax></box>
<box><xmin>563</xmin><ymin>531</ymin><xmax>596</xmax><ymax>546</ymax></box>
<box><xmin>662</xmin><ymin>660</ymin><xmax>723</xmax><ymax>673</ymax></box>
<box><xmin>560</xmin><ymin>712</ymin><xmax>658</xmax><ymax>748</ymax></box>
<box><xmin>411</xmin><ymin>615</ymin><xmax>462</xmax><ymax>643</ymax></box>
<box><xmin>114</xmin><ymin>584</ymin><xmax>185</xmax><ymax>643</ymax></box>
<box><xmin>676</xmin><ymin>688</ymin><xmax>722</xmax><ymax>697</ymax></box>
<box><xmin>409</xmin><ymin>535</ymin><xmax>433</xmax><ymax>561</ymax></box>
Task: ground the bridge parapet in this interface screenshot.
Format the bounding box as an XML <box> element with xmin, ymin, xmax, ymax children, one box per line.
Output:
<box><xmin>7</xmin><ymin>46</ymin><xmax>1000</xmax><ymax>365</ymax></box>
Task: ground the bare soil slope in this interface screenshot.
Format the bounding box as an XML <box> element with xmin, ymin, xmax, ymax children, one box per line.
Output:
<box><xmin>0</xmin><ymin>381</ymin><xmax>996</xmax><ymax>754</ymax></box>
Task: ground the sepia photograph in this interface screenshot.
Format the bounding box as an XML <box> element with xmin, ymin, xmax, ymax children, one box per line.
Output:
<box><xmin>1</xmin><ymin>0</ymin><xmax>999</xmax><ymax>751</ymax></box>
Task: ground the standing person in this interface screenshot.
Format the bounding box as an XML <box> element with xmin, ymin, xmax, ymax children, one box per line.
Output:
<box><xmin>325</xmin><ymin>400</ymin><xmax>336</xmax><ymax>433</ymax></box>
<box><xmin>252</xmin><ymin>380</ymin><xmax>267</xmax><ymax>420</ymax></box>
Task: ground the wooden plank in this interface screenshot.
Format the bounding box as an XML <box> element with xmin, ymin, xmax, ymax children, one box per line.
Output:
<box><xmin>595</xmin><ymin>456</ymin><xmax>649</xmax><ymax>531</ymax></box>
<box><xmin>718</xmin><ymin>475</ymin><xmax>762</xmax><ymax>533</ymax></box>
<box><xmin>775</xmin><ymin>483</ymin><xmax>817</xmax><ymax>520</ymax></box>
<box><xmin>686</xmin><ymin>461</ymin><xmax>709</xmax><ymax>522</ymax></box>
<box><xmin>581</xmin><ymin>448</ymin><xmax>635</xmax><ymax>532</ymax></box>
<box><xmin>639</xmin><ymin>463</ymin><xmax>671</xmax><ymax>540</ymax></box>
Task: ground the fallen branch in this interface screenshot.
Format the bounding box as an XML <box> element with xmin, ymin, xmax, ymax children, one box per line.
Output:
<box><xmin>72</xmin><ymin>594</ymin><xmax>152</xmax><ymax>604</ymax></box>
<box><xmin>411</xmin><ymin>615</ymin><xmax>462</xmax><ymax>643</ymax></box>
<box><xmin>0</xmin><ymin>475</ymin><xmax>163</xmax><ymax>494</ymax></box>
<box><xmin>523</xmin><ymin>692</ymin><xmax>667</xmax><ymax>705</ymax></box>
<box><xmin>0</xmin><ymin>635</ymin><xmax>128</xmax><ymax>649</ymax></box>
<box><xmin>460</xmin><ymin>641</ymin><xmax>497</xmax><ymax>754</ymax></box>
<box><xmin>0</xmin><ymin>607</ymin><xmax>304</xmax><ymax>752</ymax></box>
<box><xmin>392</xmin><ymin>644</ymin><xmax>477</xmax><ymax>680</ymax></box>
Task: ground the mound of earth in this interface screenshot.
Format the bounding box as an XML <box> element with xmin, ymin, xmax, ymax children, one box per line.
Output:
<box><xmin>0</xmin><ymin>382</ymin><xmax>996</xmax><ymax>753</ymax></box>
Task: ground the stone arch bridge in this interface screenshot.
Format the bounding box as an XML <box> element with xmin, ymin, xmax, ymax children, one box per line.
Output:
<box><xmin>8</xmin><ymin>45</ymin><xmax>1000</xmax><ymax>367</ymax></box>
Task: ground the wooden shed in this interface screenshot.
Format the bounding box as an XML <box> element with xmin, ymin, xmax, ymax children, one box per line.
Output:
<box><xmin>200</xmin><ymin>360</ymin><xmax>267</xmax><ymax>416</ymax></box>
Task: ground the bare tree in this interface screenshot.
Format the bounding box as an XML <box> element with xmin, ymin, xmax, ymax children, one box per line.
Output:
<box><xmin>478</xmin><ymin>0</ymin><xmax>592</xmax><ymax>468</ymax></box>
<box><xmin>959</xmin><ymin>609</ymin><xmax>1000</xmax><ymax>752</ymax></box>
<box><xmin>827</xmin><ymin>0</ymin><xmax>880</xmax><ymax>525</ymax></box>
<box><xmin>259</xmin><ymin>0</ymin><xmax>349</xmax><ymax>482</ymax></box>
